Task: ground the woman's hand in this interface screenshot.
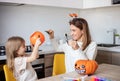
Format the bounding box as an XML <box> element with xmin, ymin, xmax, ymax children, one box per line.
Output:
<box><xmin>45</xmin><ymin>29</ymin><xmax>54</xmax><ymax>39</ymax></box>
<box><xmin>68</xmin><ymin>40</ymin><xmax>79</xmax><ymax>50</ymax></box>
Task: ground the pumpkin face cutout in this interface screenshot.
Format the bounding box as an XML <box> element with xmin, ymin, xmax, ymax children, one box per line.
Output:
<box><xmin>75</xmin><ymin>60</ymin><xmax>98</xmax><ymax>75</ymax></box>
<box><xmin>30</xmin><ymin>31</ymin><xmax>45</xmax><ymax>46</ymax></box>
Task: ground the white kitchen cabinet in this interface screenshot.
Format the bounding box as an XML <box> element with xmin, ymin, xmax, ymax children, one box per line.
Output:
<box><xmin>83</xmin><ymin>0</ymin><xmax>112</xmax><ymax>9</ymax></box>
<box><xmin>0</xmin><ymin>0</ymin><xmax>83</xmax><ymax>9</ymax></box>
<box><xmin>0</xmin><ymin>0</ymin><xmax>119</xmax><ymax>9</ymax></box>
<box><xmin>0</xmin><ymin>0</ymin><xmax>25</xmax><ymax>4</ymax></box>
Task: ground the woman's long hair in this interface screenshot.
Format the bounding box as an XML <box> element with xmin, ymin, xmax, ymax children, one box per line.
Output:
<box><xmin>5</xmin><ymin>36</ymin><xmax>25</xmax><ymax>72</ymax></box>
<box><xmin>69</xmin><ymin>18</ymin><xmax>91</xmax><ymax>50</ymax></box>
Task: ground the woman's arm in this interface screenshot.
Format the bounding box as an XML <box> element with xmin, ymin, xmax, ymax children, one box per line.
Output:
<box><xmin>50</xmin><ymin>38</ymin><xmax>65</xmax><ymax>51</ymax></box>
<box><xmin>46</xmin><ymin>29</ymin><xmax>64</xmax><ymax>51</ymax></box>
<box><xmin>72</xmin><ymin>41</ymin><xmax>97</xmax><ymax>60</ymax></box>
<box><xmin>85</xmin><ymin>41</ymin><xmax>97</xmax><ymax>60</ymax></box>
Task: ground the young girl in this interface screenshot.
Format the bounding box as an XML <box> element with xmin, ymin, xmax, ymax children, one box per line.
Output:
<box><xmin>47</xmin><ymin>18</ymin><xmax>97</xmax><ymax>73</ymax></box>
<box><xmin>5</xmin><ymin>36</ymin><xmax>41</xmax><ymax>81</ymax></box>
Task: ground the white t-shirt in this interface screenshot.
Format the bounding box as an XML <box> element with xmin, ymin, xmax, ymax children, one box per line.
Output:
<box><xmin>51</xmin><ymin>39</ymin><xmax>97</xmax><ymax>73</ymax></box>
<box><xmin>14</xmin><ymin>56</ymin><xmax>37</xmax><ymax>81</ymax></box>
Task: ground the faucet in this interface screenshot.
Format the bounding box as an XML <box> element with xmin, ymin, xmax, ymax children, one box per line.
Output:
<box><xmin>107</xmin><ymin>29</ymin><xmax>117</xmax><ymax>45</ymax></box>
<box><xmin>113</xmin><ymin>29</ymin><xmax>116</xmax><ymax>44</ymax></box>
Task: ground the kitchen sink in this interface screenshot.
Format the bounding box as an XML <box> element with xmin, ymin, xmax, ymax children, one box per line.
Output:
<box><xmin>97</xmin><ymin>43</ymin><xmax>120</xmax><ymax>47</ymax></box>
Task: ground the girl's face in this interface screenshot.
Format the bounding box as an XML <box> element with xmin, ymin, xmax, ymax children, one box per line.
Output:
<box><xmin>17</xmin><ymin>43</ymin><xmax>26</xmax><ymax>56</ymax></box>
<box><xmin>70</xmin><ymin>24</ymin><xmax>83</xmax><ymax>41</ymax></box>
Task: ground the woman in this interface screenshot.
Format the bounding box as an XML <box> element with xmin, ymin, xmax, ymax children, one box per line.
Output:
<box><xmin>47</xmin><ymin>18</ymin><xmax>97</xmax><ymax>73</ymax></box>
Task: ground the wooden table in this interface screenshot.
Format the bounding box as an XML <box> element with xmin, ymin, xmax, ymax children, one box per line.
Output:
<box><xmin>36</xmin><ymin>64</ymin><xmax>120</xmax><ymax>81</ymax></box>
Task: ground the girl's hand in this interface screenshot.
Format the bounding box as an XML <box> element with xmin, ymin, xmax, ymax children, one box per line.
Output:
<box><xmin>35</xmin><ymin>38</ymin><xmax>41</xmax><ymax>46</ymax></box>
<box><xmin>68</xmin><ymin>40</ymin><xmax>79</xmax><ymax>50</ymax></box>
<box><xmin>45</xmin><ymin>29</ymin><xmax>54</xmax><ymax>39</ymax></box>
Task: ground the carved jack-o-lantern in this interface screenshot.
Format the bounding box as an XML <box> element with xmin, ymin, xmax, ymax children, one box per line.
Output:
<box><xmin>30</xmin><ymin>31</ymin><xmax>45</xmax><ymax>46</ymax></box>
<box><xmin>75</xmin><ymin>60</ymin><xmax>98</xmax><ymax>75</ymax></box>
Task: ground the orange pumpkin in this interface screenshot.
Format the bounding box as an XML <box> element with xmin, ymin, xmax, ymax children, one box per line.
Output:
<box><xmin>69</xmin><ymin>13</ymin><xmax>74</xmax><ymax>17</ymax></box>
<box><xmin>72</xmin><ymin>13</ymin><xmax>78</xmax><ymax>17</ymax></box>
<box><xmin>69</xmin><ymin>13</ymin><xmax>78</xmax><ymax>18</ymax></box>
<box><xmin>30</xmin><ymin>31</ymin><xmax>45</xmax><ymax>46</ymax></box>
<box><xmin>75</xmin><ymin>60</ymin><xmax>98</xmax><ymax>75</ymax></box>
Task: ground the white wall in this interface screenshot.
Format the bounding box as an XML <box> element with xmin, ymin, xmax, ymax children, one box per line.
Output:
<box><xmin>79</xmin><ymin>6</ymin><xmax>120</xmax><ymax>44</ymax></box>
<box><xmin>0</xmin><ymin>5</ymin><xmax>120</xmax><ymax>51</ymax></box>
<box><xmin>0</xmin><ymin>5</ymin><xmax>79</xmax><ymax>49</ymax></box>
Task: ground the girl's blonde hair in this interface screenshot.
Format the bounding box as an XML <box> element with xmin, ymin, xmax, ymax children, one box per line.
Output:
<box><xmin>69</xmin><ymin>18</ymin><xmax>91</xmax><ymax>50</ymax></box>
<box><xmin>5</xmin><ymin>36</ymin><xmax>25</xmax><ymax>72</ymax></box>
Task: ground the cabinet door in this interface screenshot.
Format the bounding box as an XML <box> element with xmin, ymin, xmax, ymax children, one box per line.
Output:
<box><xmin>95</xmin><ymin>50</ymin><xmax>112</xmax><ymax>64</ymax></box>
<box><xmin>0</xmin><ymin>0</ymin><xmax>24</xmax><ymax>4</ymax></box>
<box><xmin>44</xmin><ymin>54</ymin><xmax>54</xmax><ymax>77</ymax></box>
<box><xmin>112</xmin><ymin>52</ymin><xmax>120</xmax><ymax>65</ymax></box>
<box><xmin>0</xmin><ymin>0</ymin><xmax>83</xmax><ymax>9</ymax></box>
<box><xmin>0</xmin><ymin>0</ymin><xmax>113</xmax><ymax>9</ymax></box>
<box><xmin>44</xmin><ymin>54</ymin><xmax>54</xmax><ymax>68</ymax></box>
<box><xmin>45</xmin><ymin>67</ymin><xmax>53</xmax><ymax>77</ymax></box>
<box><xmin>83</xmin><ymin>0</ymin><xmax>111</xmax><ymax>8</ymax></box>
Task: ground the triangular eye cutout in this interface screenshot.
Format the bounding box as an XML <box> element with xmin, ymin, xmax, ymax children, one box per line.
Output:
<box><xmin>80</xmin><ymin>65</ymin><xmax>85</xmax><ymax>69</ymax></box>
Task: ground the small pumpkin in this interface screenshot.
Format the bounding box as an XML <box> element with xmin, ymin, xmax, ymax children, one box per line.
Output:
<box><xmin>72</xmin><ymin>13</ymin><xmax>78</xmax><ymax>17</ymax></box>
<box><xmin>69</xmin><ymin>13</ymin><xmax>78</xmax><ymax>18</ymax></box>
<box><xmin>75</xmin><ymin>60</ymin><xmax>98</xmax><ymax>75</ymax></box>
<box><xmin>30</xmin><ymin>31</ymin><xmax>45</xmax><ymax>46</ymax></box>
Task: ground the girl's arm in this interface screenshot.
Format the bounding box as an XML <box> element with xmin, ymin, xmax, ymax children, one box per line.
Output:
<box><xmin>27</xmin><ymin>38</ymin><xmax>41</xmax><ymax>62</ymax></box>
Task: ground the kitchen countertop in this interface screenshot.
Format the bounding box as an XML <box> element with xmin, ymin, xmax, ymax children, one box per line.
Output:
<box><xmin>37</xmin><ymin>64</ymin><xmax>120</xmax><ymax>81</ymax></box>
<box><xmin>0</xmin><ymin>50</ymin><xmax>64</xmax><ymax>60</ymax></box>
<box><xmin>97</xmin><ymin>46</ymin><xmax>120</xmax><ymax>52</ymax></box>
<box><xmin>1</xmin><ymin>46</ymin><xmax>120</xmax><ymax>60</ymax></box>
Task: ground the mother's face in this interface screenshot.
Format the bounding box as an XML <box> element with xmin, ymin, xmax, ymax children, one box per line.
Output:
<box><xmin>70</xmin><ymin>24</ymin><xmax>83</xmax><ymax>41</ymax></box>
